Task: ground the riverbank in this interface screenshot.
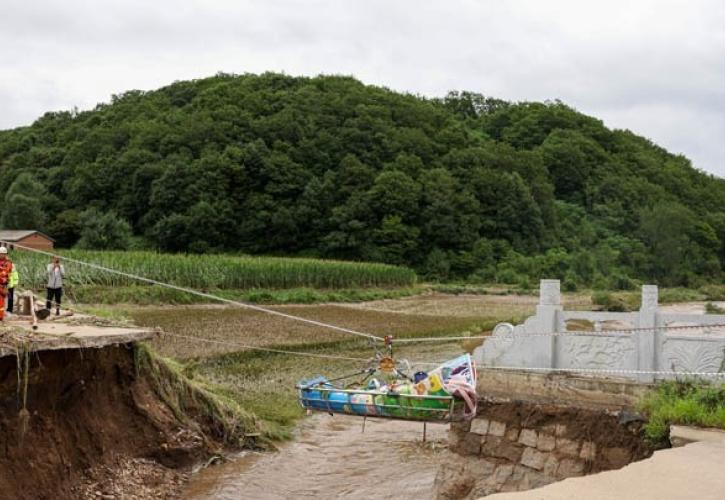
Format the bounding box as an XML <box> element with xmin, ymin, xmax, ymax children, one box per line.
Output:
<box><xmin>0</xmin><ymin>319</ymin><xmax>267</xmax><ymax>499</ymax></box>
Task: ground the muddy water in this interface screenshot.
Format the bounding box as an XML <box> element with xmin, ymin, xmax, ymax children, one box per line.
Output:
<box><xmin>184</xmin><ymin>414</ymin><xmax>449</xmax><ymax>499</ymax></box>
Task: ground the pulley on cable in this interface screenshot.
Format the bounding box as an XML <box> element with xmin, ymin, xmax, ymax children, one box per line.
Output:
<box><xmin>296</xmin><ymin>335</ymin><xmax>478</xmax><ymax>423</ymax></box>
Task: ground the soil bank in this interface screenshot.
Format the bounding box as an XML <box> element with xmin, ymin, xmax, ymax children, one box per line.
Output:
<box><xmin>0</xmin><ymin>344</ymin><xmax>230</xmax><ymax>499</ymax></box>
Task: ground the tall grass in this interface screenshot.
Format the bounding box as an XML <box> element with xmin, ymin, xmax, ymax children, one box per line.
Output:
<box><xmin>639</xmin><ymin>380</ymin><xmax>725</xmax><ymax>443</ymax></box>
<box><xmin>10</xmin><ymin>250</ymin><xmax>417</xmax><ymax>290</ymax></box>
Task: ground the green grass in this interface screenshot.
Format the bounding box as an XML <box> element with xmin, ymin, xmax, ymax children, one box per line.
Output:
<box><xmin>591</xmin><ymin>291</ymin><xmax>633</xmax><ymax>311</ymax></box>
<box><xmin>187</xmin><ymin>342</ymin><xmax>364</xmax><ymax>431</ymax></box>
<box><xmin>133</xmin><ymin>343</ymin><xmax>284</xmax><ymax>445</ymax></box>
<box><xmin>67</xmin><ymin>284</ymin><xmax>423</xmax><ymax>305</ymax></box>
<box><xmin>699</xmin><ymin>285</ymin><xmax>725</xmax><ymax>301</ymax></box>
<box><xmin>10</xmin><ymin>250</ymin><xmax>417</xmax><ymax>290</ymax></box>
<box><xmin>639</xmin><ymin>380</ymin><xmax>725</xmax><ymax>444</ymax></box>
<box><xmin>591</xmin><ymin>286</ymin><xmax>725</xmax><ymax>312</ymax></box>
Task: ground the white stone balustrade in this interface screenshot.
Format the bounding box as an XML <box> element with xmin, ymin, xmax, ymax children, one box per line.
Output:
<box><xmin>473</xmin><ymin>280</ymin><xmax>725</xmax><ymax>382</ymax></box>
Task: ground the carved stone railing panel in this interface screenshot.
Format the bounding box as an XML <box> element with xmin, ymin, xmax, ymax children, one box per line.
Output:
<box><xmin>659</xmin><ymin>338</ymin><xmax>725</xmax><ymax>375</ymax></box>
<box><xmin>557</xmin><ymin>334</ymin><xmax>637</xmax><ymax>371</ymax></box>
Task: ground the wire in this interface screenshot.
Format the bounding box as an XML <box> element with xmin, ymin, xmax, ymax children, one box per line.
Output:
<box><xmin>10</xmin><ymin>243</ymin><xmax>384</xmax><ymax>342</ymax></box>
<box><xmin>160</xmin><ymin>331</ymin><xmax>370</xmax><ymax>362</ymax></box>
<box><xmin>160</xmin><ymin>331</ymin><xmax>450</xmax><ymax>370</ymax></box>
<box><xmin>394</xmin><ymin>322</ymin><xmax>725</xmax><ymax>344</ymax></box>
<box><xmin>476</xmin><ymin>364</ymin><xmax>725</xmax><ymax>378</ymax></box>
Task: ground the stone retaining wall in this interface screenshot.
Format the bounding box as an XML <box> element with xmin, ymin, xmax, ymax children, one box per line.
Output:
<box><xmin>434</xmin><ymin>400</ymin><xmax>651</xmax><ymax>498</ymax></box>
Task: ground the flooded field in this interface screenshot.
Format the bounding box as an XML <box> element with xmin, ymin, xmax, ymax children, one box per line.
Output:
<box><xmin>346</xmin><ymin>291</ymin><xmax>591</xmax><ymax>317</ymax></box>
<box><xmin>129</xmin><ymin>295</ymin><xmax>509</xmax><ymax>359</ymax></box>
<box><xmin>184</xmin><ymin>414</ymin><xmax>450</xmax><ymax>500</ymax></box>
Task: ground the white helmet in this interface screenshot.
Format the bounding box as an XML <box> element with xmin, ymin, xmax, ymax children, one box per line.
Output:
<box><xmin>0</xmin><ymin>247</ymin><xmax>7</xmax><ymax>255</ymax></box>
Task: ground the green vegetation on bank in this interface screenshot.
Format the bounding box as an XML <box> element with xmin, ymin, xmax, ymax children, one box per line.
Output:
<box><xmin>640</xmin><ymin>381</ymin><xmax>725</xmax><ymax>443</ymax></box>
<box><xmin>187</xmin><ymin>342</ymin><xmax>368</xmax><ymax>430</ymax></box>
<box><xmin>133</xmin><ymin>343</ymin><xmax>281</xmax><ymax>444</ymax></box>
<box><xmin>69</xmin><ymin>284</ymin><xmax>422</xmax><ymax>305</ymax></box>
<box><xmin>592</xmin><ymin>285</ymin><xmax>725</xmax><ymax>311</ymax></box>
<box><xmin>10</xmin><ymin>250</ymin><xmax>416</xmax><ymax>289</ymax></box>
<box><xmin>1</xmin><ymin>73</ymin><xmax>725</xmax><ymax>287</ymax></box>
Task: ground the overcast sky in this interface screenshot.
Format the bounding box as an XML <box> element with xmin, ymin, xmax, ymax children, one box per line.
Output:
<box><xmin>2</xmin><ymin>0</ymin><xmax>724</xmax><ymax>177</ymax></box>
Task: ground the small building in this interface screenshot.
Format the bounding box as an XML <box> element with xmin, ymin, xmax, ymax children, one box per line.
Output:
<box><xmin>0</xmin><ymin>230</ymin><xmax>55</xmax><ymax>251</ymax></box>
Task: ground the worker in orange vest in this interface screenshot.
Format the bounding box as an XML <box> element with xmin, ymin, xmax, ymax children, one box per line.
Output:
<box><xmin>0</xmin><ymin>246</ymin><xmax>13</xmax><ymax>322</ymax></box>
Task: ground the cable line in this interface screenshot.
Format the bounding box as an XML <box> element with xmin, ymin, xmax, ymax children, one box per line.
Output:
<box><xmin>11</xmin><ymin>243</ymin><xmax>384</xmax><ymax>342</ymax></box>
<box><xmin>161</xmin><ymin>331</ymin><xmax>369</xmax><ymax>362</ymax></box>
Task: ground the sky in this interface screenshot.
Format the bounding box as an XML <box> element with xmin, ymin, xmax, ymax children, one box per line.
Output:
<box><xmin>2</xmin><ymin>0</ymin><xmax>724</xmax><ymax>177</ymax></box>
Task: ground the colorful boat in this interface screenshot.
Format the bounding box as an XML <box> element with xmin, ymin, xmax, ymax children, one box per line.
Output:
<box><xmin>297</xmin><ymin>354</ymin><xmax>477</xmax><ymax>422</ymax></box>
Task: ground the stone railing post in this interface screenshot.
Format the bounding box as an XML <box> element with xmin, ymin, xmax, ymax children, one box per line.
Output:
<box><xmin>537</xmin><ymin>279</ymin><xmax>562</xmax><ymax>369</ymax></box>
<box><xmin>636</xmin><ymin>285</ymin><xmax>658</xmax><ymax>382</ymax></box>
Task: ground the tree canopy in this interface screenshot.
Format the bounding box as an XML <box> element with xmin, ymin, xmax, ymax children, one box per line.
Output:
<box><xmin>0</xmin><ymin>72</ymin><xmax>723</xmax><ymax>287</ymax></box>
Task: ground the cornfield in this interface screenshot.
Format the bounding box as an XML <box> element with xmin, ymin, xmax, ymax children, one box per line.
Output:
<box><xmin>10</xmin><ymin>250</ymin><xmax>417</xmax><ymax>290</ymax></box>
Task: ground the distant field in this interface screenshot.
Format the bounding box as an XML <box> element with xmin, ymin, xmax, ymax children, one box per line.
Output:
<box><xmin>10</xmin><ymin>250</ymin><xmax>417</xmax><ymax>290</ymax></box>
<box><xmin>130</xmin><ymin>302</ymin><xmax>503</xmax><ymax>359</ymax></box>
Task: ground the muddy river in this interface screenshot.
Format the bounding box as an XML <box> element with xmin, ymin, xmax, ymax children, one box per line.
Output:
<box><xmin>184</xmin><ymin>414</ymin><xmax>449</xmax><ymax>499</ymax></box>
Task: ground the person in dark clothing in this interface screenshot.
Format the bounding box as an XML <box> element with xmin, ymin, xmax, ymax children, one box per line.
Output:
<box><xmin>6</xmin><ymin>260</ymin><xmax>18</xmax><ymax>314</ymax></box>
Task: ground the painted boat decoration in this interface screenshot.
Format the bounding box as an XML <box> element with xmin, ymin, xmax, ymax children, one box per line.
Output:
<box><xmin>297</xmin><ymin>353</ymin><xmax>477</xmax><ymax>422</ymax></box>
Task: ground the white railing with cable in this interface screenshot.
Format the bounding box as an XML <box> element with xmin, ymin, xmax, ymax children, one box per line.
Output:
<box><xmin>473</xmin><ymin>279</ymin><xmax>725</xmax><ymax>382</ymax></box>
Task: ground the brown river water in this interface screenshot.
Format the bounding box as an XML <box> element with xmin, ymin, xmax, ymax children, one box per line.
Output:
<box><xmin>183</xmin><ymin>413</ymin><xmax>450</xmax><ymax>499</ymax></box>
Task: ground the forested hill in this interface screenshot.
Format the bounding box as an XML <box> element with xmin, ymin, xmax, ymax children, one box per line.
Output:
<box><xmin>1</xmin><ymin>72</ymin><xmax>724</xmax><ymax>287</ymax></box>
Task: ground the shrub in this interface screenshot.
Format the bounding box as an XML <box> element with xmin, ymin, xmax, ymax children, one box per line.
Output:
<box><xmin>591</xmin><ymin>291</ymin><xmax>630</xmax><ymax>312</ymax></box>
<box><xmin>591</xmin><ymin>274</ymin><xmax>609</xmax><ymax>291</ymax></box>
<box><xmin>705</xmin><ymin>302</ymin><xmax>725</xmax><ymax>314</ymax></box>
<box><xmin>562</xmin><ymin>271</ymin><xmax>578</xmax><ymax>292</ymax></box>
<box><xmin>76</xmin><ymin>209</ymin><xmax>132</xmax><ymax>250</ymax></box>
<box><xmin>700</xmin><ymin>285</ymin><xmax>725</xmax><ymax>301</ymax></box>
<box><xmin>496</xmin><ymin>268</ymin><xmax>520</xmax><ymax>285</ymax></box>
<box><xmin>609</xmin><ymin>273</ymin><xmax>637</xmax><ymax>291</ymax></box>
<box><xmin>659</xmin><ymin>288</ymin><xmax>703</xmax><ymax>303</ymax></box>
<box><xmin>423</xmin><ymin>249</ymin><xmax>450</xmax><ymax>281</ymax></box>
<box><xmin>517</xmin><ymin>275</ymin><xmax>532</xmax><ymax>291</ymax></box>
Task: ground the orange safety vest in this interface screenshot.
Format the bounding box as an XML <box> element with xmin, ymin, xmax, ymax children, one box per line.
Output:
<box><xmin>0</xmin><ymin>259</ymin><xmax>13</xmax><ymax>288</ymax></box>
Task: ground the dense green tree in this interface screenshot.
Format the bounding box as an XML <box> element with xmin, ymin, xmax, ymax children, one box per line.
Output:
<box><xmin>637</xmin><ymin>203</ymin><xmax>721</xmax><ymax>285</ymax></box>
<box><xmin>46</xmin><ymin>209</ymin><xmax>82</xmax><ymax>248</ymax></box>
<box><xmin>1</xmin><ymin>173</ymin><xmax>46</xmax><ymax>230</ymax></box>
<box><xmin>0</xmin><ymin>72</ymin><xmax>723</xmax><ymax>285</ymax></box>
<box><xmin>76</xmin><ymin>209</ymin><xmax>132</xmax><ymax>250</ymax></box>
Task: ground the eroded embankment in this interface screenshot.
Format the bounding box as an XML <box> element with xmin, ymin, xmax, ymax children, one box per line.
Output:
<box><xmin>0</xmin><ymin>344</ymin><xmax>257</xmax><ymax>499</ymax></box>
<box><xmin>434</xmin><ymin>400</ymin><xmax>653</xmax><ymax>498</ymax></box>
